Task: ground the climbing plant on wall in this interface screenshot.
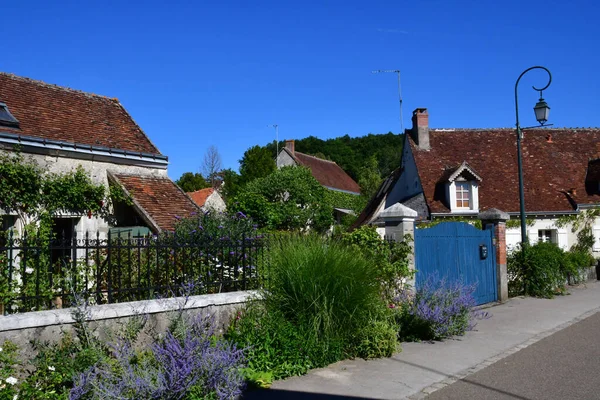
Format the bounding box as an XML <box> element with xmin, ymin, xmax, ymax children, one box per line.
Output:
<box><xmin>0</xmin><ymin>150</ymin><xmax>125</xmax><ymax>223</ymax></box>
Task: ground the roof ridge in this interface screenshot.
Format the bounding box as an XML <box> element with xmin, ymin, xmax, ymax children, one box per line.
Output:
<box><xmin>431</xmin><ymin>127</ymin><xmax>600</xmax><ymax>131</ymax></box>
<box><xmin>0</xmin><ymin>72</ymin><xmax>117</xmax><ymax>102</ymax></box>
<box><xmin>113</xmin><ymin>172</ymin><xmax>168</xmax><ymax>179</ymax></box>
<box><xmin>295</xmin><ymin>150</ymin><xmax>339</xmax><ymax>164</ymax></box>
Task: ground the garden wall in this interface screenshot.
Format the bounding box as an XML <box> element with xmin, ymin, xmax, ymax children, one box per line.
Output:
<box><xmin>0</xmin><ymin>290</ymin><xmax>256</xmax><ymax>357</ymax></box>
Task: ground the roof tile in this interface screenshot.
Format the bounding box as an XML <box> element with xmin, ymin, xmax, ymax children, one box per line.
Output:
<box><xmin>0</xmin><ymin>73</ymin><xmax>161</xmax><ymax>155</ymax></box>
<box><xmin>113</xmin><ymin>174</ymin><xmax>198</xmax><ymax>232</ymax></box>
<box><xmin>290</xmin><ymin>150</ymin><xmax>360</xmax><ymax>194</ymax></box>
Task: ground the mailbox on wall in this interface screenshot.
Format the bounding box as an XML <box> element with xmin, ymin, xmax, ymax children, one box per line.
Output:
<box><xmin>479</xmin><ymin>244</ymin><xmax>488</xmax><ymax>260</ymax></box>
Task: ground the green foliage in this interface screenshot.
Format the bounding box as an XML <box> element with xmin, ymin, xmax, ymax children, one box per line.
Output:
<box><xmin>219</xmin><ymin>168</ymin><xmax>242</xmax><ymax>201</ymax></box>
<box><xmin>175</xmin><ymin>172</ymin><xmax>209</xmax><ymax>192</ymax></box>
<box><xmin>341</xmin><ymin>226</ymin><xmax>413</xmax><ymax>301</ymax></box>
<box><xmin>265</xmin><ymin>133</ymin><xmax>404</xmax><ymax>182</ymax></box>
<box><xmin>227</xmin><ymin>235</ymin><xmax>398</xmax><ymax>380</ymax></box>
<box><xmin>239</xmin><ymin>145</ymin><xmax>276</xmax><ymax>184</ymax></box>
<box><xmin>508</xmin><ymin>242</ymin><xmax>578</xmax><ymax>298</ymax></box>
<box><xmin>352</xmin><ymin>317</ymin><xmax>399</xmax><ymax>359</ymax></box>
<box><xmin>324</xmin><ymin>190</ymin><xmax>364</xmax><ymax>215</ymax></box>
<box><xmin>419</xmin><ymin>217</ymin><xmax>482</xmax><ymax>230</ymax></box>
<box><xmin>227</xmin><ymin>304</ymin><xmax>345</xmax><ymax>380</ymax></box>
<box><xmin>505</xmin><ymin>218</ymin><xmax>535</xmax><ymax>230</ymax></box>
<box><xmin>18</xmin><ymin>334</ymin><xmax>105</xmax><ymax>400</ymax></box>
<box><xmin>232</xmin><ymin>166</ymin><xmax>333</xmax><ymax>232</ymax></box>
<box><xmin>509</xmin><ymin>236</ymin><xmax>596</xmax><ymax>298</ymax></box>
<box><xmin>0</xmin><ymin>341</ymin><xmax>19</xmax><ymax>400</ymax></box>
<box><xmin>357</xmin><ymin>155</ymin><xmax>382</xmax><ymax>203</ymax></box>
<box><xmin>265</xmin><ymin>235</ymin><xmax>385</xmax><ymax>339</ymax></box>
<box><xmin>556</xmin><ymin>208</ymin><xmax>600</xmax><ymax>253</ymax></box>
<box><xmin>0</xmin><ymin>151</ymin><xmax>43</xmax><ymax>217</ymax></box>
<box><xmin>0</xmin><ymin>151</ymin><xmax>115</xmax><ymax>223</ymax></box>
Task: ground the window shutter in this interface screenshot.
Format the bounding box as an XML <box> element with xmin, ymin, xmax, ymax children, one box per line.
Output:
<box><xmin>557</xmin><ymin>228</ymin><xmax>568</xmax><ymax>250</ymax></box>
<box><xmin>529</xmin><ymin>228</ymin><xmax>538</xmax><ymax>245</ymax></box>
<box><xmin>593</xmin><ymin>226</ymin><xmax>600</xmax><ymax>251</ymax></box>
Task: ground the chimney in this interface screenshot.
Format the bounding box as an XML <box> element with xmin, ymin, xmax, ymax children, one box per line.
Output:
<box><xmin>285</xmin><ymin>139</ymin><xmax>295</xmax><ymax>154</ymax></box>
<box><xmin>410</xmin><ymin>108</ymin><xmax>430</xmax><ymax>150</ymax></box>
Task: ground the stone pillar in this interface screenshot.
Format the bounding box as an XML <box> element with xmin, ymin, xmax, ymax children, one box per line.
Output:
<box><xmin>478</xmin><ymin>208</ymin><xmax>510</xmax><ymax>302</ymax></box>
<box><xmin>379</xmin><ymin>203</ymin><xmax>417</xmax><ymax>289</ymax></box>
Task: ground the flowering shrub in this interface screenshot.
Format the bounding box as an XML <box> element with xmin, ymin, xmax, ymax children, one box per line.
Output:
<box><xmin>395</xmin><ymin>275</ymin><xmax>489</xmax><ymax>341</ymax></box>
<box><xmin>0</xmin><ymin>341</ymin><xmax>19</xmax><ymax>400</ymax></box>
<box><xmin>71</xmin><ymin>313</ymin><xmax>245</xmax><ymax>400</ymax></box>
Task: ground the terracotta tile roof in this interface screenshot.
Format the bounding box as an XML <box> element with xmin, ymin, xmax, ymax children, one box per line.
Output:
<box><xmin>187</xmin><ymin>188</ymin><xmax>214</xmax><ymax>207</ymax></box>
<box><xmin>111</xmin><ymin>173</ymin><xmax>199</xmax><ymax>232</ymax></box>
<box><xmin>285</xmin><ymin>148</ymin><xmax>360</xmax><ymax>194</ymax></box>
<box><xmin>0</xmin><ymin>73</ymin><xmax>162</xmax><ymax>155</ymax></box>
<box><xmin>412</xmin><ymin>128</ymin><xmax>600</xmax><ymax>215</ymax></box>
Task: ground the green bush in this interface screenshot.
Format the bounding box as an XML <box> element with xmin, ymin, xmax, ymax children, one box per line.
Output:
<box><xmin>341</xmin><ymin>226</ymin><xmax>413</xmax><ymax>301</ymax></box>
<box><xmin>264</xmin><ymin>235</ymin><xmax>385</xmax><ymax>340</ymax></box>
<box><xmin>227</xmin><ymin>235</ymin><xmax>398</xmax><ymax>380</ymax></box>
<box><xmin>563</xmin><ymin>249</ymin><xmax>595</xmax><ymax>285</ymax></box>
<box><xmin>227</xmin><ymin>303</ymin><xmax>345</xmax><ymax>380</ymax></box>
<box><xmin>508</xmin><ymin>242</ymin><xmax>594</xmax><ymax>298</ymax></box>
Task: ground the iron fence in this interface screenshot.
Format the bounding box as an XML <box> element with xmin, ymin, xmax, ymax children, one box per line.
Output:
<box><xmin>0</xmin><ymin>230</ymin><xmax>266</xmax><ymax>314</ymax></box>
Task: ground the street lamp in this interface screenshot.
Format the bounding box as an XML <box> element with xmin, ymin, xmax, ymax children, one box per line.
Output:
<box><xmin>514</xmin><ymin>66</ymin><xmax>552</xmax><ymax>244</ymax></box>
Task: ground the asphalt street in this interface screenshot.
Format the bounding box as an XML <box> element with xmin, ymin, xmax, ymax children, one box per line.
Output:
<box><xmin>426</xmin><ymin>311</ymin><xmax>600</xmax><ymax>400</ymax></box>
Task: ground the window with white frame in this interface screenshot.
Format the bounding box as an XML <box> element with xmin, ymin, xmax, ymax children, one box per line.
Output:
<box><xmin>455</xmin><ymin>182</ymin><xmax>470</xmax><ymax>208</ymax></box>
<box><xmin>538</xmin><ymin>229</ymin><xmax>557</xmax><ymax>244</ymax></box>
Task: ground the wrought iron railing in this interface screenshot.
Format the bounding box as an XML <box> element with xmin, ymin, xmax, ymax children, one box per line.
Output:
<box><xmin>0</xmin><ymin>230</ymin><xmax>266</xmax><ymax>314</ymax></box>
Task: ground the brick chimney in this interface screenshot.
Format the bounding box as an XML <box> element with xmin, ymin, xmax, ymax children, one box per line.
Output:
<box><xmin>285</xmin><ymin>139</ymin><xmax>295</xmax><ymax>154</ymax></box>
<box><xmin>410</xmin><ymin>108</ymin><xmax>430</xmax><ymax>150</ymax></box>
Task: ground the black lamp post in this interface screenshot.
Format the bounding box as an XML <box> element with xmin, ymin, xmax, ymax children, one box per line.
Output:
<box><xmin>514</xmin><ymin>66</ymin><xmax>552</xmax><ymax>244</ymax></box>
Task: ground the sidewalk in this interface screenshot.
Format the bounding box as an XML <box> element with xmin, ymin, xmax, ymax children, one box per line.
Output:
<box><xmin>259</xmin><ymin>281</ymin><xmax>600</xmax><ymax>399</ymax></box>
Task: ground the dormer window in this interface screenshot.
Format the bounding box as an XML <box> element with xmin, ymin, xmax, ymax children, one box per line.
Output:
<box><xmin>0</xmin><ymin>102</ymin><xmax>20</xmax><ymax>128</ymax></box>
<box><xmin>442</xmin><ymin>161</ymin><xmax>482</xmax><ymax>213</ymax></box>
<box><xmin>455</xmin><ymin>181</ymin><xmax>471</xmax><ymax>208</ymax></box>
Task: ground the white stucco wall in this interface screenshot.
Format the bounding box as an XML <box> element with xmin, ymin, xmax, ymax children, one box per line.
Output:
<box><xmin>2</xmin><ymin>151</ymin><xmax>167</xmax><ymax>238</ymax></box>
<box><xmin>203</xmin><ymin>191</ymin><xmax>227</xmax><ymax>213</ymax></box>
<box><xmin>385</xmin><ymin>136</ymin><xmax>422</xmax><ymax>209</ymax></box>
<box><xmin>276</xmin><ymin>150</ymin><xmax>297</xmax><ymax>168</ymax></box>
<box><xmin>504</xmin><ymin>217</ymin><xmax>591</xmax><ymax>255</ymax></box>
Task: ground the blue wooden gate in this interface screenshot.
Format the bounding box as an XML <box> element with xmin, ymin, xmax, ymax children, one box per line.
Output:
<box><xmin>414</xmin><ymin>222</ymin><xmax>497</xmax><ymax>305</ymax></box>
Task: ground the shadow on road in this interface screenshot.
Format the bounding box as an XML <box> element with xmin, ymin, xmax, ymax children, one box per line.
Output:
<box><xmin>390</xmin><ymin>357</ymin><xmax>531</xmax><ymax>400</ymax></box>
<box><xmin>243</xmin><ymin>388</ymin><xmax>376</xmax><ymax>399</ymax></box>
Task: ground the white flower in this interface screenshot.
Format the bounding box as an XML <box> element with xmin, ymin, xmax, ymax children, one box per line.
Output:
<box><xmin>0</xmin><ymin>346</ymin><xmax>3</xmax><ymax>352</ymax></box>
<box><xmin>25</xmin><ymin>267</ymin><xmax>34</xmax><ymax>274</ymax></box>
<box><xmin>5</xmin><ymin>376</ymin><xmax>17</xmax><ymax>385</ymax></box>
<box><xmin>48</xmin><ymin>366</ymin><xmax>55</xmax><ymax>371</ymax></box>
<box><xmin>13</xmin><ymin>395</ymin><xmax>18</xmax><ymax>400</ymax></box>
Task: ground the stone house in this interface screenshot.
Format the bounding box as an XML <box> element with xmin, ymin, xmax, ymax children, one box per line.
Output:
<box><xmin>276</xmin><ymin>139</ymin><xmax>360</xmax><ymax>222</ymax></box>
<box><xmin>355</xmin><ymin>108</ymin><xmax>600</xmax><ymax>254</ymax></box>
<box><xmin>187</xmin><ymin>187</ymin><xmax>226</xmax><ymax>212</ymax></box>
<box><xmin>0</xmin><ymin>72</ymin><xmax>198</xmax><ymax>238</ymax></box>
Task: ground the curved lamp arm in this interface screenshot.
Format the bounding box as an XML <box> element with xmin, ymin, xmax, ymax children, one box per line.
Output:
<box><xmin>515</xmin><ymin>66</ymin><xmax>552</xmax><ymax>129</ymax></box>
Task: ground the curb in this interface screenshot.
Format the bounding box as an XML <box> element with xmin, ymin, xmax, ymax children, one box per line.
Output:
<box><xmin>406</xmin><ymin>304</ymin><xmax>600</xmax><ymax>399</ymax></box>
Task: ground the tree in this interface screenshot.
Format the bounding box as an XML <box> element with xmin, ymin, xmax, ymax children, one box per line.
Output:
<box><xmin>219</xmin><ymin>168</ymin><xmax>242</xmax><ymax>201</ymax></box>
<box><xmin>358</xmin><ymin>156</ymin><xmax>383</xmax><ymax>202</ymax></box>
<box><xmin>202</xmin><ymin>145</ymin><xmax>223</xmax><ymax>188</ymax></box>
<box><xmin>239</xmin><ymin>145</ymin><xmax>276</xmax><ymax>184</ymax></box>
<box><xmin>175</xmin><ymin>172</ymin><xmax>209</xmax><ymax>192</ymax></box>
<box><xmin>231</xmin><ymin>166</ymin><xmax>333</xmax><ymax>232</ymax></box>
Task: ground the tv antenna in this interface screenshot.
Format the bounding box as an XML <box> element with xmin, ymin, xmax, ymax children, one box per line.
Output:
<box><xmin>372</xmin><ymin>69</ymin><xmax>404</xmax><ymax>132</ymax></box>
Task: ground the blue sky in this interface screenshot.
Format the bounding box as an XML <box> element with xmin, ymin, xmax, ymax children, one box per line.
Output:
<box><xmin>1</xmin><ymin>0</ymin><xmax>598</xmax><ymax>180</ymax></box>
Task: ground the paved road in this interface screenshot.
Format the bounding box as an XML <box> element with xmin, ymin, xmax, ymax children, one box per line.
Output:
<box><xmin>426</xmin><ymin>311</ymin><xmax>600</xmax><ymax>400</ymax></box>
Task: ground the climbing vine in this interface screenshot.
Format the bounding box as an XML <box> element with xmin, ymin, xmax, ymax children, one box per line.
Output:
<box><xmin>0</xmin><ymin>150</ymin><xmax>127</xmax><ymax>223</ymax></box>
<box><xmin>555</xmin><ymin>208</ymin><xmax>600</xmax><ymax>252</ymax></box>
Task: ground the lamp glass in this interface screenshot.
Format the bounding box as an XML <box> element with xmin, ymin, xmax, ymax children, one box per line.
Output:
<box><xmin>534</xmin><ymin>99</ymin><xmax>550</xmax><ymax>125</ymax></box>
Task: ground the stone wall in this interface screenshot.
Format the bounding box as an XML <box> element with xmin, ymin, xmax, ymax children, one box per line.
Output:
<box><xmin>0</xmin><ymin>291</ymin><xmax>256</xmax><ymax>358</ymax></box>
